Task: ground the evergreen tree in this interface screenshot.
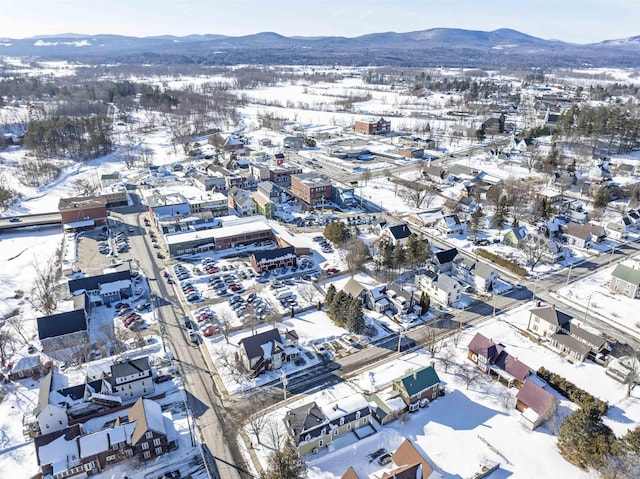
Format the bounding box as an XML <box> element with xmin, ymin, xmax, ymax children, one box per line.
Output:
<box><xmin>419</xmin><ymin>292</ymin><xmax>430</xmax><ymax>315</ymax></box>
<box><xmin>346</xmin><ymin>298</ymin><xmax>365</xmax><ymax>334</ymax></box>
<box><xmin>260</xmin><ymin>438</ymin><xmax>307</xmax><ymax>479</ymax></box>
<box><xmin>558</xmin><ymin>407</ymin><xmax>615</xmax><ymax>470</ymax></box>
<box><xmin>406</xmin><ymin>233</ymin><xmax>429</xmax><ymax>266</ymax></box>
<box><xmin>382</xmin><ymin>241</ymin><xmax>395</xmax><ymax>270</ymax></box>
<box><xmin>594</xmin><ymin>185</ymin><xmax>612</xmax><ymax>209</ymax></box>
<box><xmin>324</xmin><ymin>284</ymin><xmax>336</xmax><ymax>309</ymax></box>
<box><xmin>393</xmin><ymin>243</ymin><xmax>406</xmax><ymax>268</ymax></box>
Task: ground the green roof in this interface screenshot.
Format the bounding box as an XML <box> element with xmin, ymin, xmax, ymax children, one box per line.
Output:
<box><xmin>612</xmin><ymin>264</ymin><xmax>640</xmax><ymax>286</ymax></box>
<box><xmin>397</xmin><ymin>365</ymin><xmax>441</xmax><ymax>397</ymax></box>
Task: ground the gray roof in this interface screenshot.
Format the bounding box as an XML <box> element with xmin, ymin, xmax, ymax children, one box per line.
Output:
<box><xmin>551</xmin><ymin>333</ymin><xmax>591</xmax><ymax>357</ymax></box>
<box><xmin>37</xmin><ymin>309</ymin><xmax>87</xmax><ymax>340</ymax></box>
<box><xmin>68</xmin><ymin>269</ymin><xmax>131</xmax><ymax>294</ymax></box>
<box><xmin>284</xmin><ymin>402</ymin><xmax>327</xmax><ymax>437</ymax></box>
<box><xmin>611</xmin><ymin>264</ymin><xmax>640</xmax><ymax>286</ymax></box>
<box><xmin>343</xmin><ymin>277</ymin><xmax>366</xmax><ymax>298</ymax></box>
<box><xmin>239</xmin><ymin>328</ymin><xmax>283</xmax><ymax>361</ymax></box>
<box><xmin>474</xmin><ymin>261</ymin><xmax>496</xmax><ymax>280</ymax></box>
<box><xmin>530</xmin><ymin>306</ymin><xmax>572</xmax><ymax>327</ymax></box>
<box><xmin>110</xmin><ymin>357</ymin><xmax>151</xmax><ymax>380</ymax></box>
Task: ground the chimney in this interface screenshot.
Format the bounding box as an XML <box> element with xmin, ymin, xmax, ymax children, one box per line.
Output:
<box><xmin>552</xmin><ymin>304</ymin><xmax>556</xmax><ymax>310</ymax></box>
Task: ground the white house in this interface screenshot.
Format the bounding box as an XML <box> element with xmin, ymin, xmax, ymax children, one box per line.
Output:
<box><xmin>103</xmin><ymin>357</ymin><xmax>155</xmax><ymax>400</ymax></box>
<box><xmin>453</xmin><ymin>258</ymin><xmax>499</xmax><ymax>292</ymax></box>
<box><xmin>380</xmin><ymin>223</ymin><xmax>412</xmax><ymax>247</ymax></box>
<box><xmin>436</xmin><ymin>214</ymin><xmax>465</xmax><ymax>235</ymax></box>
<box><xmin>415</xmin><ymin>268</ymin><xmax>462</xmax><ymax>306</ymax></box>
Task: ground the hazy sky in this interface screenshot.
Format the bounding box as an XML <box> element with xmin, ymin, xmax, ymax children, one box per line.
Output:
<box><xmin>1</xmin><ymin>0</ymin><xmax>638</xmax><ymax>43</ymax></box>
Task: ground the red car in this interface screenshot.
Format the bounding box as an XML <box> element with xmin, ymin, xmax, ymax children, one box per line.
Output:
<box><xmin>202</xmin><ymin>326</ymin><xmax>219</xmax><ymax>337</ymax></box>
<box><xmin>205</xmin><ymin>267</ymin><xmax>219</xmax><ymax>274</ymax></box>
<box><xmin>197</xmin><ymin>313</ymin><xmax>213</xmax><ymax>322</ymax></box>
<box><xmin>326</xmin><ymin>267</ymin><xmax>339</xmax><ymax>275</ymax></box>
<box><xmin>229</xmin><ymin>284</ymin><xmax>242</xmax><ymax>291</ymax></box>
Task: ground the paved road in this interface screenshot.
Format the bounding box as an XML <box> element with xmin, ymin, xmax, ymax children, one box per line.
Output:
<box><xmin>119</xmin><ymin>208</ymin><xmax>244</xmax><ymax>479</ymax></box>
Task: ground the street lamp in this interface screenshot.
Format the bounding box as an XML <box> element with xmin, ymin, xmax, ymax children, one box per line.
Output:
<box><xmin>608</xmin><ymin>244</ymin><xmax>616</xmax><ymax>266</ymax></box>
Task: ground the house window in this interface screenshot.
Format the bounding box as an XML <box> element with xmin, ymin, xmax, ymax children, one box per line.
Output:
<box><xmin>305</xmin><ymin>434</ymin><xmax>311</xmax><ymax>442</ymax></box>
<box><xmin>432</xmin><ymin>392</ymin><xmax>437</xmax><ymax>399</ymax></box>
<box><xmin>334</xmin><ymin>429</ymin><xmax>339</xmax><ymax>436</ymax></box>
<box><xmin>155</xmin><ymin>447</ymin><xmax>163</xmax><ymax>455</ymax></box>
<box><xmin>143</xmin><ymin>451</ymin><xmax>151</xmax><ymax>459</ymax></box>
<box><xmin>141</xmin><ymin>442</ymin><xmax>150</xmax><ymax>450</ymax></box>
<box><xmin>339</xmin><ymin>417</ymin><xmax>344</xmax><ymax>426</ymax></box>
<box><xmin>112</xmin><ymin>444</ymin><xmax>119</xmax><ymax>450</ymax></box>
<box><xmin>347</xmin><ymin>424</ymin><xmax>351</xmax><ymax>430</ymax></box>
<box><xmin>356</xmin><ymin>411</ymin><xmax>361</xmax><ymax>419</ymax></box>
<box><xmin>106</xmin><ymin>455</ymin><xmax>116</xmax><ymax>462</ymax></box>
<box><xmin>146</xmin><ymin>431</ymin><xmax>153</xmax><ymax>439</ymax></box>
<box><xmin>533</xmin><ymin>317</ymin><xmax>539</xmax><ymax>324</ymax></box>
<box><xmin>319</xmin><ymin>440</ymin><xmax>324</xmax><ymax>447</ymax></box>
<box><xmin>153</xmin><ymin>438</ymin><xmax>162</xmax><ymax>447</ymax></box>
<box><xmin>362</xmin><ymin>416</ymin><xmax>368</xmax><ymax>423</ymax></box>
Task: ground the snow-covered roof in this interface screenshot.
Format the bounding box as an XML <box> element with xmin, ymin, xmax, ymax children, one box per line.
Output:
<box><xmin>99</xmin><ymin>279</ymin><xmax>131</xmax><ymax>294</ymax></box>
<box><xmin>319</xmin><ymin>392</ymin><xmax>370</xmax><ymax>422</ymax></box>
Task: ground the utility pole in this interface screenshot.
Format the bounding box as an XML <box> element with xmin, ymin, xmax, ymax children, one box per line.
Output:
<box><xmin>609</xmin><ymin>244</ymin><xmax>616</xmax><ymax>266</ymax></box>
<box><xmin>584</xmin><ymin>294</ymin><xmax>593</xmax><ymax>322</ymax></box>
<box><xmin>281</xmin><ymin>371</ymin><xmax>288</xmax><ymax>401</ymax></box>
<box><xmin>566</xmin><ymin>263</ymin><xmax>573</xmax><ymax>285</ymax></box>
<box><xmin>492</xmin><ymin>294</ymin><xmax>498</xmax><ymax>318</ymax></box>
<box><xmin>397</xmin><ymin>330</ymin><xmax>404</xmax><ymax>353</ymax></box>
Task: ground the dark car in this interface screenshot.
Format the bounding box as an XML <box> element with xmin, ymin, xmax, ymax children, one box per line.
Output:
<box><xmin>183</xmin><ymin>316</ymin><xmax>192</xmax><ymax>329</ymax></box>
<box><xmin>156</xmin><ymin>252</ymin><xmax>165</xmax><ymax>259</ymax></box>
<box><xmin>153</xmin><ymin>374</ymin><xmax>173</xmax><ymax>384</ymax></box>
<box><xmin>9</xmin><ymin>217</ymin><xmax>20</xmax><ymax>222</ymax></box>
<box><xmin>136</xmin><ymin>302</ymin><xmax>151</xmax><ymax>311</ymax></box>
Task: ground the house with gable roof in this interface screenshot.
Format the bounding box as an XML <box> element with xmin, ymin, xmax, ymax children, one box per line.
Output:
<box><xmin>609</xmin><ymin>263</ymin><xmax>640</xmax><ymax>298</ymax></box>
<box><xmin>467</xmin><ymin>333</ymin><xmax>532</xmax><ymax>388</ymax></box>
<box><xmin>453</xmin><ymin>258</ymin><xmax>498</xmax><ymax>292</ymax></box>
<box><xmin>342</xmin><ymin>277</ymin><xmax>367</xmax><ymax>304</ymax></box>
<box><xmin>37</xmin><ymin>307</ymin><xmax>89</xmax><ymax>362</ymax></box>
<box><xmin>68</xmin><ymin>268</ymin><xmax>133</xmax><ymax>307</ymax></box>
<box><xmin>415</xmin><ymin>268</ymin><xmax>462</xmax><ymax>306</ymax></box>
<box><xmin>431</xmin><ymin>247</ymin><xmax>458</xmax><ymax>273</ymax></box>
<box><xmin>503</xmin><ymin>225</ymin><xmax>528</xmax><ymax>248</ymax></box>
<box><xmin>283</xmin><ymin>390</ymin><xmax>371</xmax><ymax>455</ymax></box>
<box><xmin>34</xmin><ymin>398</ymin><xmax>176</xmax><ymax>478</ymax></box>
<box><xmin>102</xmin><ymin>357</ymin><xmax>155</xmax><ymax>400</ymax></box>
<box><xmin>380</xmin><ymin>223</ymin><xmax>412</xmax><ymax>247</ymax></box>
<box><xmin>515</xmin><ymin>380</ymin><xmax>559</xmax><ymax>430</ymax></box>
<box><xmin>237</xmin><ymin>328</ymin><xmax>300</xmax><ymax>377</ymax></box>
<box><xmin>563</xmin><ymin>221</ymin><xmax>593</xmax><ymax>249</ymax></box>
<box><xmin>436</xmin><ymin>214</ymin><xmax>465</xmax><ymax>235</ymax></box>
<box><xmin>528</xmin><ymin>305</ymin><xmax>608</xmax><ymax>362</ymax></box>
<box><xmin>392</xmin><ymin>365</ymin><xmax>444</xmax><ymax>412</ymax></box>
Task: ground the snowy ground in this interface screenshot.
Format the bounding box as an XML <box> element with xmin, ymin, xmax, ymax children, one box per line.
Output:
<box><xmin>244</xmin><ymin>303</ymin><xmax>640</xmax><ymax>479</ymax></box>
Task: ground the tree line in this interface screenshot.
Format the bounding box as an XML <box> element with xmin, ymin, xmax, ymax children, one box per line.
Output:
<box><xmin>24</xmin><ymin>115</ymin><xmax>113</xmax><ymax>160</ymax></box>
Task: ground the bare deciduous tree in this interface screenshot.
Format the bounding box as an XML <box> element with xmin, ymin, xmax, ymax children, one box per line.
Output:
<box><xmin>523</xmin><ymin>240</ymin><xmax>546</xmax><ymax>271</ymax></box>
<box><xmin>424</xmin><ymin>328</ymin><xmax>442</xmax><ymax>358</ymax></box>
<box><xmin>398</xmin><ymin>182</ymin><xmax>435</xmax><ymax>209</ymax></box>
<box><xmin>29</xmin><ymin>257</ymin><xmax>59</xmax><ymax>316</ymax></box>
<box><xmin>245</xmin><ymin>394</ymin><xmax>271</xmax><ymax>446</ymax></box>
<box><xmin>457</xmin><ymin>364</ymin><xmax>481</xmax><ymax>390</ymax></box>
<box><xmin>0</xmin><ymin>329</ymin><xmax>15</xmax><ymax>367</ymax></box>
<box><xmin>439</xmin><ymin>347</ymin><xmax>457</xmax><ymax>373</ymax></box>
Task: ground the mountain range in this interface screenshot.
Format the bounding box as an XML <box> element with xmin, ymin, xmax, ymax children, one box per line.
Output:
<box><xmin>1</xmin><ymin>28</ymin><xmax>639</xmax><ymax>68</ymax></box>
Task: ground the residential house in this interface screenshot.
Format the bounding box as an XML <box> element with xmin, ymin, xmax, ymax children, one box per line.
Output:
<box><xmin>528</xmin><ymin>306</ymin><xmax>608</xmax><ymax>362</ymax></box>
<box><xmin>380</xmin><ymin>223</ymin><xmax>412</xmax><ymax>247</ymax></box>
<box><xmin>37</xmin><ymin>309</ymin><xmax>89</xmax><ymax>362</ymax></box>
<box><xmin>354</xmin><ymin>117</ymin><xmax>391</xmax><ymax>135</ymax></box>
<box><xmin>102</xmin><ymin>357</ymin><xmax>155</xmax><ymax>400</ymax></box>
<box><xmin>563</xmin><ymin>222</ymin><xmax>593</xmax><ymax>249</ymax></box>
<box><xmin>252</xmin><ymin>191</ymin><xmax>275</xmax><ymax>218</ymax></box>
<box><xmin>385</xmin><ymin>282</ymin><xmax>418</xmax><ymax>315</ymax></box>
<box><xmin>605</xmin><ymin>217</ymin><xmax>629</xmax><ymax>240</ymax></box>
<box><xmin>251</xmin><ymin>246</ymin><xmax>297</xmax><ymax>273</ymax></box>
<box><xmin>365</xmin><ymin>285</ymin><xmax>392</xmax><ymax>313</ymax></box>
<box><xmin>284</xmin><ymin>391</ymin><xmax>371</xmax><ymax>456</ymax></box>
<box><xmin>68</xmin><ymin>269</ymin><xmax>133</xmax><ymax>306</ymax></box>
<box><xmin>586</xmin><ymin>223</ymin><xmax>607</xmax><ymax>243</ymax></box>
<box><xmin>482</xmin><ymin>113</ymin><xmax>505</xmax><ymax>134</ymax></box>
<box><xmin>7</xmin><ymin>354</ymin><xmax>44</xmax><ymax>381</ymax></box>
<box><xmin>191</xmin><ymin>172</ymin><xmax>226</xmax><ymax>192</ymax></box>
<box><xmin>384</xmin><ymin>439</ymin><xmax>434</xmax><ymax>479</ymax></box>
<box><xmin>515</xmin><ymin>380</ymin><xmax>559</xmax><ymax>430</ymax></box>
<box><xmin>609</xmin><ymin>264</ymin><xmax>640</xmax><ymax>298</ymax></box>
<box><xmin>33</xmin><ymin>372</ymin><xmax>70</xmax><ymax>435</ymax></box>
<box><xmin>516</xmin><ymin>138</ymin><xmax>536</xmax><ymax>154</ymax></box>
<box><xmin>415</xmin><ymin>269</ymin><xmax>461</xmax><ymax>306</ymax></box>
<box><xmin>453</xmin><ymin>258</ymin><xmax>498</xmax><ymax>292</ymax></box>
<box><xmin>392</xmin><ymin>365</ymin><xmax>444</xmax><ymax>411</ymax></box>
<box><xmin>342</xmin><ymin>277</ymin><xmax>367</xmax><ymax>304</ymax></box>
<box><xmin>534</xmin><ymin>188</ymin><xmax>563</xmax><ymax>205</ymax></box>
<box><xmin>422</xmin><ymin>165</ymin><xmax>447</xmax><ymax>184</ymax></box>
<box><xmin>237</xmin><ymin>329</ymin><xmax>300</xmax><ymax>377</ymax></box>
<box><xmin>227</xmin><ymin>187</ymin><xmax>256</xmax><ymax>217</ymax></box>
<box><xmin>537</xmin><ymin>219</ymin><xmax>563</xmax><ymax>239</ymax></box>
<box><xmin>34</xmin><ymin>398</ymin><xmax>176</xmax><ymax>479</ymax></box>
<box><xmin>257</xmin><ymin>181</ymin><xmax>285</xmax><ymax>203</ymax></box>
<box><xmin>436</xmin><ymin>214</ymin><xmax>465</xmax><ymax>235</ymax></box>
<box><xmin>223</xmin><ymin>135</ymin><xmax>244</xmax><ymax>151</ymax></box>
<box><xmin>503</xmin><ymin>225</ymin><xmax>528</xmax><ymax>247</ymax></box>
<box><xmin>523</xmin><ymin>233</ymin><xmax>568</xmax><ymax>264</ymax></box>
<box><xmin>431</xmin><ymin>247</ymin><xmax>458</xmax><ymax>273</ymax></box>
<box><xmin>467</xmin><ymin>333</ymin><xmax>532</xmax><ymax>388</ymax></box>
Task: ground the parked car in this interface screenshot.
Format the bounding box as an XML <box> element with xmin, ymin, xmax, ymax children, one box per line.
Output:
<box><xmin>189</xmin><ymin>331</ymin><xmax>199</xmax><ymax>344</ymax></box>
<box><xmin>153</xmin><ymin>374</ymin><xmax>173</xmax><ymax>384</ymax></box>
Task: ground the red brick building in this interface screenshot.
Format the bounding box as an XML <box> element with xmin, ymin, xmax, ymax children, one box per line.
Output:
<box><xmin>290</xmin><ymin>173</ymin><xmax>333</xmax><ymax>206</ymax></box>
<box><xmin>58</xmin><ymin>196</ymin><xmax>108</xmax><ymax>227</ymax></box>
<box><xmin>251</xmin><ymin>246</ymin><xmax>297</xmax><ymax>272</ymax></box>
<box><xmin>355</xmin><ymin>117</ymin><xmax>391</xmax><ymax>135</ymax></box>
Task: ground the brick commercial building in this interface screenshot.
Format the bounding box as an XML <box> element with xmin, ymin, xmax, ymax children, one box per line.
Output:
<box><xmin>58</xmin><ymin>196</ymin><xmax>108</xmax><ymax>227</ymax></box>
<box><xmin>290</xmin><ymin>173</ymin><xmax>333</xmax><ymax>207</ymax></box>
<box><xmin>251</xmin><ymin>246</ymin><xmax>297</xmax><ymax>272</ymax></box>
<box><xmin>354</xmin><ymin>117</ymin><xmax>391</xmax><ymax>135</ymax></box>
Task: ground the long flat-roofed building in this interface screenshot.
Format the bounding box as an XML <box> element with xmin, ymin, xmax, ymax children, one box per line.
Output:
<box><xmin>165</xmin><ymin>219</ymin><xmax>273</xmax><ymax>255</ymax></box>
